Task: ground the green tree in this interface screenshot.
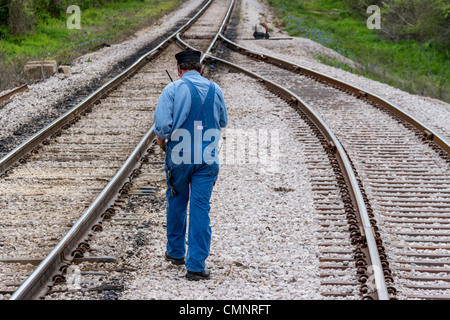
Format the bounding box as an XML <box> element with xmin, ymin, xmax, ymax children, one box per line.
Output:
<box><xmin>345</xmin><ymin>0</ymin><xmax>450</xmax><ymax>48</ymax></box>
<box><xmin>8</xmin><ymin>0</ymin><xmax>36</xmax><ymax>35</ymax></box>
<box><xmin>0</xmin><ymin>0</ymin><xmax>9</xmax><ymax>27</ymax></box>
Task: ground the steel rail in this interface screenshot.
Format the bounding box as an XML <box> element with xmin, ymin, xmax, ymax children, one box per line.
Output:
<box><xmin>203</xmin><ymin>53</ymin><xmax>390</xmax><ymax>300</ymax></box>
<box><xmin>218</xmin><ymin>35</ymin><xmax>450</xmax><ymax>155</ymax></box>
<box><xmin>0</xmin><ymin>84</ymin><xmax>29</xmax><ymax>105</ymax></box>
<box><xmin>8</xmin><ymin>0</ymin><xmax>219</xmax><ymax>300</ymax></box>
<box><xmin>177</xmin><ymin>1</ymin><xmax>389</xmax><ymax>299</ymax></box>
<box><xmin>200</xmin><ymin>0</ymin><xmax>235</xmax><ymax>64</ymax></box>
<box><xmin>0</xmin><ymin>0</ymin><xmax>213</xmax><ymax>177</ymax></box>
<box><xmin>217</xmin><ymin>37</ymin><xmax>450</xmax><ymax>300</ymax></box>
<box><xmin>9</xmin><ymin>126</ymin><xmax>155</xmax><ymax>300</ymax></box>
<box><xmin>175</xmin><ymin>0</ymin><xmax>235</xmax><ymax>66</ymax></box>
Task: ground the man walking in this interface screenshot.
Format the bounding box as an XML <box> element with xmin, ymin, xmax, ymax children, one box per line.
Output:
<box><xmin>153</xmin><ymin>50</ymin><xmax>228</xmax><ymax>280</ymax></box>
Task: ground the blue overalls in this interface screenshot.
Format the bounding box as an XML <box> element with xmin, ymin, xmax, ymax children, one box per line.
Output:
<box><xmin>164</xmin><ymin>77</ymin><xmax>220</xmax><ymax>272</ymax></box>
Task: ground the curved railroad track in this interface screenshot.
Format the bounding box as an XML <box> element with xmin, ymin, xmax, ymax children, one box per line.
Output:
<box><xmin>211</xmin><ymin>29</ymin><xmax>450</xmax><ymax>300</ymax></box>
<box><xmin>45</xmin><ymin>0</ymin><xmax>391</xmax><ymax>300</ymax></box>
<box><xmin>0</xmin><ymin>0</ymin><xmax>235</xmax><ymax>300</ymax></box>
<box><xmin>1</xmin><ymin>0</ymin><xmax>447</xmax><ymax>301</ymax></box>
<box><xmin>0</xmin><ymin>85</ymin><xmax>29</xmax><ymax>108</ymax></box>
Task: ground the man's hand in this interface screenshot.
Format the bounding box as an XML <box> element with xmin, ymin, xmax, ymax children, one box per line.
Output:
<box><xmin>156</xmin><ymin>136</ymin><xmax>166</xmax><ymax>147</ymax></box>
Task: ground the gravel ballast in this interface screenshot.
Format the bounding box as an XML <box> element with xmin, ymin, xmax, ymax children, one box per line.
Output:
<box><xmin>118</xmin><ymin>72</ymin><xmax>324</xmax><ymax>299</ymax></box>
<box><xmin>4</xmin><ymin>0</ymin><xmax>449</xmax><ymax>301</ymax></box>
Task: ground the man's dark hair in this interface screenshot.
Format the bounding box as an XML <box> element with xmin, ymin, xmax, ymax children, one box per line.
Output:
<box><xmin>178</xmin><ymin>62</ymin><xmax>202</xmax><ymax>72</ymax></box>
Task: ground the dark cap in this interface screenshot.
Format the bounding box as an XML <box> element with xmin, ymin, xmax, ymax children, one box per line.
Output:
<box><xmin>175</xmin><ymin>50</ymin><xmax>201</xmax><ymax>64</ymax></box>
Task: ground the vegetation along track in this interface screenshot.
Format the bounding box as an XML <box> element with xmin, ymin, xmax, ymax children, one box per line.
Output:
<box><xmin>2</xmin><ymin>0</ymin><xmax>448</xmax><ymax>301</ymax></box>
<box><xmin>43</xmin><ymin>0</ymin><xmax>389</xmax><ymax>299</ymax></box>
<box><xmin>214</xmin><ymin>34</ymin><xmax>450</xmax><ymax>300</ymax></box>
<box><xmin>0</xmin><ymin>0</ymin><xmax>235</xmax><ymax>300</ymax></box>
<box><xmin>4</xmin><ymin>0</ymin><xmax>395</xmax><ymax>300</ymax></box>
<box><xmin>177</xmin><ymin>1</ymin><xmax>393</xmax><ymax>300</ymax></box>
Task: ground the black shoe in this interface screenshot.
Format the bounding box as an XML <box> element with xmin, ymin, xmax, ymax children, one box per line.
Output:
<box><xmin>186</xmin><ymin>269</ymin><xmax>210</xmax><ymax>281</ymax></box>
<box><xmin>165</xmin><ymin>251</ymin><xmax>185</xmax><ymax>265</ymax></box>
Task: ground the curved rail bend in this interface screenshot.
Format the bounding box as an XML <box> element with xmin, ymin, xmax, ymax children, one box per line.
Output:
<box><xmin>175</xmin><ymin>1</ymin><xmax>235</xmax><ymax>68</ymax></box>
<box><xmin>204</xmin><ymin>53</ymin><xmax>391</xmax><ymax>300</ymax></box>
<box><xmin>8</xmin><ymin>0</ymin><xmax>220</xmax><ymax>300</ymax></box>
<box><xmin>176</xmin><ymin>2</ymin><xmax>392</xmax><ymax>299</ymax></box>
<box><xmin>218</xmin><ymin>34</ymin><xmax>450</xmax><ymax>156</ymax></box>
<box><xmin>0</xmin><ymin>0</ymin><xmax>214</xmax><ymax>178</ymax></box>
<box><xmin>7</xmin><ymin>0</ymin><xmax>396</xmax><ymax>300</ymax></box>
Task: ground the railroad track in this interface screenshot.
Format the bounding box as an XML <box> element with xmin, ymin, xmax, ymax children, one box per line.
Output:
<box><xmin>43</xmin><ymin>144</ymin><xmax>168</xmax><ymax>299</ymax></box>
<box><xmin>43</xmin><ymin>0</ymin><xmax>390</xmax><ymax>300</ymax></box>
<box><xmin>175</xmin><ymin>1</ymin><xmax>396</xmax><ymax>299</ymax></box>
<box><xmin>0</xmin><ymin>0</ymin><xmax>235</xmax><ymax>300</ymax></box>
<box><xmin>2</xmin><ymin>0</ymin><xmax>447</xmax><ymax>301</ymax></box>
<box><xmin>2</xmin><ymin>0</ymin><xmax>391</xmax><ymax>301</ymax></box>
<box><xmin>209</xmin><ymin>29</ymin><xmax>450</xmax><ymax>300</ymax></box>
<box><xmin>0</xmin><ymin>84</ymin><xmax>29</xmax><ymax>107</ymax></box>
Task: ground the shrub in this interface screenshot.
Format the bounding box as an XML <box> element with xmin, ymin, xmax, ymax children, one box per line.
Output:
<box><xmin>345</xmin><ymin>0</ymin><xmax>450</xmax><ymax>48</ymax></box>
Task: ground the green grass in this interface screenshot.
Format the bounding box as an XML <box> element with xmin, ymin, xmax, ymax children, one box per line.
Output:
<box><xmin>1</xmin><ymin>0</ymin><xmax>179</xmax><ymax>59</ymax></box>
<box><xmin>268</xmin><ymin>0</ymin><xmax>450</xmax><ymax>102</ymax></box>
<box><xmin>0</xmin><ymin>0</ymin><xmax>180</xmax><ymax>90</ymax></box>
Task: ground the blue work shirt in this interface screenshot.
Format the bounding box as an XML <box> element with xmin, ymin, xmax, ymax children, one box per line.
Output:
<box><xmin>154</xmin><ymin>71</ymin><xmax>228</xmax><ymax>139</ymax></box>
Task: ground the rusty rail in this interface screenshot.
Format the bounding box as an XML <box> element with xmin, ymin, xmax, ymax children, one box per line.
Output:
<box><xmin>8</xmin><ymin>0</ymin><xmax>216</xmax><ymax>300</ymax></box>
<box><xmin>203</xmin><ymin>53</ymin><xmax>391</xmax><ymax>300</ymax></box>
<box><xmin>0</xmin><ymin>0</ymin><xmax>213</xmax><ymax>177</ymax></box>
<box><xmin>0</xmin><ymin>84</ymin><xmax>28</xmax><ymax>105</ymax></box>
<box><xmin>219</xmin><ymin>35</ymin><xmax>450</xmax><ymax>155</ymax></box>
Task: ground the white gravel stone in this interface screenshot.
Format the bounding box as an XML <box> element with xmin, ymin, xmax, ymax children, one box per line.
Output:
<box><xmin>117</xmin><ymin>72</ymin><xmax>324</xmax><ymax>300</ymax></box>
<box><xmin>7</xmin><ymin>0</ymin><xmax>448</xmax><ymax>301</ymax></box>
